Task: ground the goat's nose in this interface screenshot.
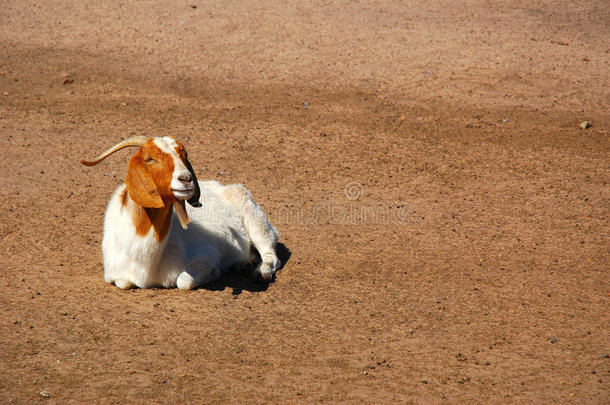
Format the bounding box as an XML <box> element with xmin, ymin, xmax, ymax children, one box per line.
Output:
<box><xmin>177</xmin><ymin>173</ymin><xmax>193</xmax><ymax>185</ymax></box>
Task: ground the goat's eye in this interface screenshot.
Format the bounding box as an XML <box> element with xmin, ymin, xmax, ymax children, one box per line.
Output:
<box><xmin>145</xmin><ymin>157</ymin><xmax>156</xmax><ymax>163</ymax></box>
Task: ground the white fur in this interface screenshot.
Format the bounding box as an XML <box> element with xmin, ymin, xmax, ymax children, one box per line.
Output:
<box><xmin>100</xmin><ymin>138</ymin><xmax>280</xmax><ymax>289</ymax></box>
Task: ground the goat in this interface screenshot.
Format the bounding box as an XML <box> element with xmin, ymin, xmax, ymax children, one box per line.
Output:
<box><xmin>80</xmin><ymin>136</ymin><xmax>281</xmax><ymax>289</ymax></box>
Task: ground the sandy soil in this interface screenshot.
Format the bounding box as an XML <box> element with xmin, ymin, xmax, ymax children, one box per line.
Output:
<box><xmin>1</xmin><ymin>0</ymin><xmax>609</xmax><ymax>403</ymax></box>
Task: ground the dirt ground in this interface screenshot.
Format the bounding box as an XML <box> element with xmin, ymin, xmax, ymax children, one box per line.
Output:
<box><xmin>1</xmin><ymin>0</ymin><xmax>609</xmax><ymax>403</ymax></box>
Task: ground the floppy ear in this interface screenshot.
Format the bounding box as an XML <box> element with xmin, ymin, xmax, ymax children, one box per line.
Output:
<box><xmin>125</xmin><ymin>154</ymin><xmax>165</xmax><ymax>208</ymax></box>
<box><xmin>184</xmin><ymin>156</ymin><xmax>202</xmax><ymax>208</ymax></box>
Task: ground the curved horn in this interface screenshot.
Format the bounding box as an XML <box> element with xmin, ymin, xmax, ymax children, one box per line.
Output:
<box><xmin>80</xmin><ymin>136</ymin><xmax>149</xmax><ymax>166</ymax></box>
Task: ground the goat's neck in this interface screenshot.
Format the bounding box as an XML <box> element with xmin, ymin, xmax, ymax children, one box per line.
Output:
<box><xmin>125</xmin><ymin>191</ymin><xmax>173</xmax><ymax>243</ymax></box>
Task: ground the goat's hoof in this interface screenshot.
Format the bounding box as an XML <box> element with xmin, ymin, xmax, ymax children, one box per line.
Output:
<box><xmin>254</xmin><ymin>269</ymin><xmax>273</xmax><ymax>282</ymax></box>
<box><xmin>114</xmin><ymin>279</ymin><xmax>136</xmax><ymax>289</ymax></box>
<box><xmin>254</xmin><ymin>258</ymin><xmax>280</xmax><ymax>282</ymax></box>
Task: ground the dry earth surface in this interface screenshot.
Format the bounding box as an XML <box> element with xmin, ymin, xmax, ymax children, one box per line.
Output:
<box><xmin>1</xmin><ymin>0</ymin><xmax>609</xmax><ymax>403</ymax></box>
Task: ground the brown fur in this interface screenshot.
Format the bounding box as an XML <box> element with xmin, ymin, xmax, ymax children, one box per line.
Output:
<box><xmin>142</xmin><ymin>141</ymin><xmax>175</xmax><ymax>202</ymax></box>
<box><xmin>131</xmin><ymin>203</ymin><xmax>173</xmax><ymax>241</ymax></box>
<box><xmin>124</xmin><ymin>139</ymin><xmax>187</xmax><ymax>240</ymax></box>
<box><xmin>119</xmin><ymin>187</ymin><xmax>128</xmax><ymax>207</ymax></box>
<box><xmin>125</xmin><ymin>152</ymin><xmax>165</xmax><ymax>208</ymax></box>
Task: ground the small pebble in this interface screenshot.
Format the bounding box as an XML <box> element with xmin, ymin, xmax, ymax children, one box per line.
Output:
<box><xmin>550</xmin><ymin>337</ymin><xmax>557</xmax><ymax>343</ymax></box>
<box><xmin>40</xmin><ymin>391</ymin><xmax>51</xmax><ymax>398</ymax></box>
<box><xmin>579</xmin><ymin>121</ymin><xmax>592</xmax><ymax>129</ymax></box>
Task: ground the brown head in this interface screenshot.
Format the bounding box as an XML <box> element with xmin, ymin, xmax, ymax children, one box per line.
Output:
<box><xmin>81</xmin><ymin>136</ymin><xmax>201</xmax><ymax>229</ymax></box>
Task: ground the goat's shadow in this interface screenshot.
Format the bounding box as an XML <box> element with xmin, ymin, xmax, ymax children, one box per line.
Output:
<box><xmin>202</xmin><ymin>243</ymin><xmax>291</xmax><ymax>294</ymax></box>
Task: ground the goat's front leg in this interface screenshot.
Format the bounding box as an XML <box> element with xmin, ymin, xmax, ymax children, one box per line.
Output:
<box><xmin>176</xmin><ymin>256</ymin><xmax>222</xmax><ymax>290</ymax></box>
<box><xmin>220</xmin><ymin>184</ymin><xmax>281</xmax><ymax>281</ymax></box>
